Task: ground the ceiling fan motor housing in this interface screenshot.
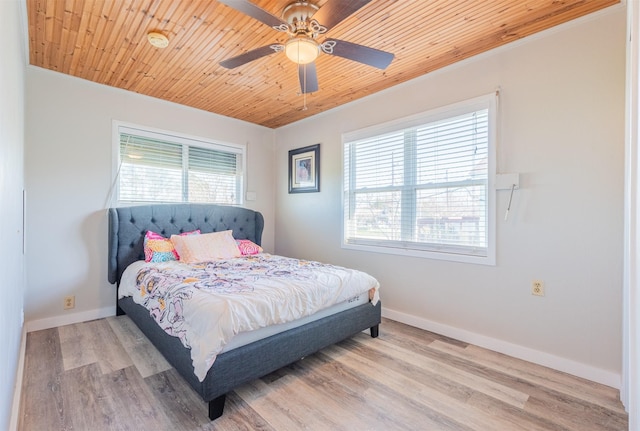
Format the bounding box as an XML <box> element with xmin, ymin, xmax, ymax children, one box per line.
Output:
<box><xmin>282</xmin><ymin>2</ymin><xmax>320</xmax><ymax>35</ymax></box>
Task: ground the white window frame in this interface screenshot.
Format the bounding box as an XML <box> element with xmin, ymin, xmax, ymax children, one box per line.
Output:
<box><xmin>342</xmin><ymin>93</ymin><xmax>497</xmax><ymax>265</ymax></box>
<box><xmin>111</xmin><ymin>121</ymin><xmax>246</xmax><ymax>206</ymax></box>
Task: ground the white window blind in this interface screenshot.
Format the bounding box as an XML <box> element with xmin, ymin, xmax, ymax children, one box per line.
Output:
<box><xmin>116</xmin><ymin>125</ymin><xmax>244</xmax><ymax>205</ymax></box>
<box><xmin>343</xmin><ymin>94</ymin><xmax>496</xmax><ymax>264</ymax></box>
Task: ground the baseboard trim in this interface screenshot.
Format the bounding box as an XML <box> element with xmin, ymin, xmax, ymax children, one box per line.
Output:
<box><xmin>25</xmin><ymin>306</ymin><xmax>115</xmax><ymax>332</ymax></box>
<box><xmin>22</xmin><ymin>305</ymin><xmax>620</xmax><ymax>389</ymax></box>
<box><xmin>382</xmin><ymin>307</ymin><xmax>621</xmax><ymax>389</ymax></box>
<box><xmin>9</xmin><ymin>326</ymin><xmax>27</xmax><ymax>431</ymax></box>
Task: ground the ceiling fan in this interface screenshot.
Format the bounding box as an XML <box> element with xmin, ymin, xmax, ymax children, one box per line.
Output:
<box><xmin>217</xmin><ymin>0</ymin><xmax>394</xmax><ymax>94</ymax></box>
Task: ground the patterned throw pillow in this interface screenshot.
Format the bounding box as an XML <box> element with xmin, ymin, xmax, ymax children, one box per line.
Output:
<box><xmin>144</xmin><ymin>230</ymin><xmax>200</xmax><ymax>263</ymax></box>
<box><xmin>236</xmin><ymin>239</ymin><xmax>263</xmax><ymax>255</ymax></box>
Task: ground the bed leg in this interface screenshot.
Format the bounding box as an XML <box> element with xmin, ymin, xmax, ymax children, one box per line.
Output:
<box><xmin>370</xmin><ymin>325</ymin><xmax>379</xmax><ymax>338</ymax></box>
<box><xmin>208</xmin><ymin>394</ymin><xmax>226</xmax><ymax>420</ymax></box>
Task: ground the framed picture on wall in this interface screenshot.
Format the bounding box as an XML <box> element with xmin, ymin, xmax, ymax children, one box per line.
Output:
<box><xmin>288</xmin><ymin>144</ymin><xmax>320</xmax><ymax>193</ymax></box>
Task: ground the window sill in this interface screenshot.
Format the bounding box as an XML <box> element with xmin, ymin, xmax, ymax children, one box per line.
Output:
<box><xmin>341</xmin><ymin>242</ymin><xmax>496</xmax><ymax>266</ymax></box>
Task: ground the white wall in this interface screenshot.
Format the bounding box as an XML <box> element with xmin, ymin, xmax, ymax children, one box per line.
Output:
<box><xmin>274</xmin><ymin>6</ymin><xmax>626</xmax><ymax>386</ymax></box>
<box><xmin>25</xmin><ymin>68</ymin><xmax>276</xmax><ymax>327</ymax></box>
<box><xmin>623</xmin><ymin>0</ymin><xmax>639</xmax><ymax>423</ymax></box>
<box><xmin>0</xmin><ymin>0</ymin><xmax>26</xmax><ymax>428</ymax></box>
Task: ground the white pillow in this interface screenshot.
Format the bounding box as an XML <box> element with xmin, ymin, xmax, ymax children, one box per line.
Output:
<box><xmin>170</xmin><ymin>230</ymin><xmax>241</xmax><ymax>263</ymax></box>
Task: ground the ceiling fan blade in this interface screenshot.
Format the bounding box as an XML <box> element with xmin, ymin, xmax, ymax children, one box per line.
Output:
<box><xmin>298</xmin><ymin>63</ymin><xmax>318</xmax><ymax>94</ymax></box>
<box><xmin>311</xmin><ymin>0</ymin><xmax>371</xmax><ymax>32</ymax></box>
<box><xmin>219</xmin><ymin>44</ymin><xmax>283</xmax><ymax>69</ymax></box>
<box><xmin>323</xmin><ymin>38</ymin><xmax>394</xmax><ymax>69</ymax></box>
<box><xmin>217</xmin><ymin>0</ymin><xmax>289</xmax><ymax>31</ymax></box>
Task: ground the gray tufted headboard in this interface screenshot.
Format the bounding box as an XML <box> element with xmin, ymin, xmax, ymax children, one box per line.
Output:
<box><xmin>108</xmin><ymin>204</ymin><xmax>265</xmax><ymax>285</ymax></box>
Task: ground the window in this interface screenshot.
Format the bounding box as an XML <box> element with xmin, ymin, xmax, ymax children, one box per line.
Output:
<box><xmin>113</xmin><ymin>123</ymin><xmax>245</xmax><ymax>205</ymax></box>
<box><xmin>342</xmin><ymin>94</ymin><xmax>496</xmax><ymax>264</ymax></box>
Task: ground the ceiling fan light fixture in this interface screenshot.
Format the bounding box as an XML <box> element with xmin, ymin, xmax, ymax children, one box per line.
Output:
<box><xmin>285</xmin><ymin>37</ymin><xmax>319</xmax><ymax>64</ymax></box>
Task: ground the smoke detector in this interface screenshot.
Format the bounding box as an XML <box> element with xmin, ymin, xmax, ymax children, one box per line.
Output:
<box><xmin>147</xmin><ymin>32</ymin><xmax>169</xmax><ymax>48</ymax></box>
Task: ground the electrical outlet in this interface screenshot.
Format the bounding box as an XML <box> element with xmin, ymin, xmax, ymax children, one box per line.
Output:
<box><xmin>531</xmin><ymin>280</ymin><xmax>545</xmax><ymax>297</ymax></box>
<box><xmin>64</xmin><ymin>295</ymin><xmax>75</xmax><ymax>310</ymax></box>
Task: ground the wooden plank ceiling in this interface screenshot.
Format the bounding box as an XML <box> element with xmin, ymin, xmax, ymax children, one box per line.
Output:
<box><xmin>27</xmin><ymin>0</ymin><xmax>619</xmax><ymax>129</ymax></box>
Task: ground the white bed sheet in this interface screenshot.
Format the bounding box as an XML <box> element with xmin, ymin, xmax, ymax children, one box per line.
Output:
<box><xmin>220</xmin><ymin>291</ymin><xmax>369</xmax><ymax>352</ymax></box>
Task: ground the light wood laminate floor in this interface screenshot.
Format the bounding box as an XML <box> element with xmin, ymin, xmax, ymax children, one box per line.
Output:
<box><xmin>19</xmin><ymin>316</ymin><xmax>628</xmax><ymax>430</ymax></box>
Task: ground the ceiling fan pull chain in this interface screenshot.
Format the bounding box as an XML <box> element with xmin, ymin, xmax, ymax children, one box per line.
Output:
<box><xmin>298</xmin><ymin>41</ymin><xmax>307</xmax><ymax>110</ymax></box>
<box><xmin>303</xmin><ymin>65</ymin><xmax>308</xmax><ymax>111</ymax></box>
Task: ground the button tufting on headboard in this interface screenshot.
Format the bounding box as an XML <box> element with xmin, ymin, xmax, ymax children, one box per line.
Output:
<box><xmin>108</xmin><ymin>204</ymin><xmax>264</xmax><ymax>285</ymax></box>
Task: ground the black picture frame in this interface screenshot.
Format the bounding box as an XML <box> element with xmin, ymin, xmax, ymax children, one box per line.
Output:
<box><xmin>288</xmin><ymin>144</ymin><xmax>320</xmax><ymax>193</ymax></box>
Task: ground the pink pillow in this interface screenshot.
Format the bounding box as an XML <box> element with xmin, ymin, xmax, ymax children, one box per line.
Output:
<box><xmin>143</xmin><ymin>230</ymin><xmax>200</xmax><ymax>262</ymax></box>
<box><xmin>236</xmin><ymin>239</ymin><xmax>263</xmax><ymax>255</ymax></box>
<box><xmin>170</xmin><ymin>230</ymin><xmax>241</xmax><ymax>263</ymax></box>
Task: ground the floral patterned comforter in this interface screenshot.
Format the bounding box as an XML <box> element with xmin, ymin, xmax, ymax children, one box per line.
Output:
<box><xmin>118</xmin><ymin>253</ymin><xmax>380</xmax><ymax>381</ymax></box>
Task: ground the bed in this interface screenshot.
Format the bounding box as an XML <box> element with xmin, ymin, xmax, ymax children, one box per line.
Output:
<box><xmin>107</xmin><ymin>203</ymin><xmax>381</xmax><ymax>420</ymax></box>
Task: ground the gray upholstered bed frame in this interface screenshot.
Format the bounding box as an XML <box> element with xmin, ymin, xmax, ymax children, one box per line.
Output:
<box><xmin>107</xmin><ymin>203</ymin><xmax>381</xmax><ymax>420</ymax></box>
